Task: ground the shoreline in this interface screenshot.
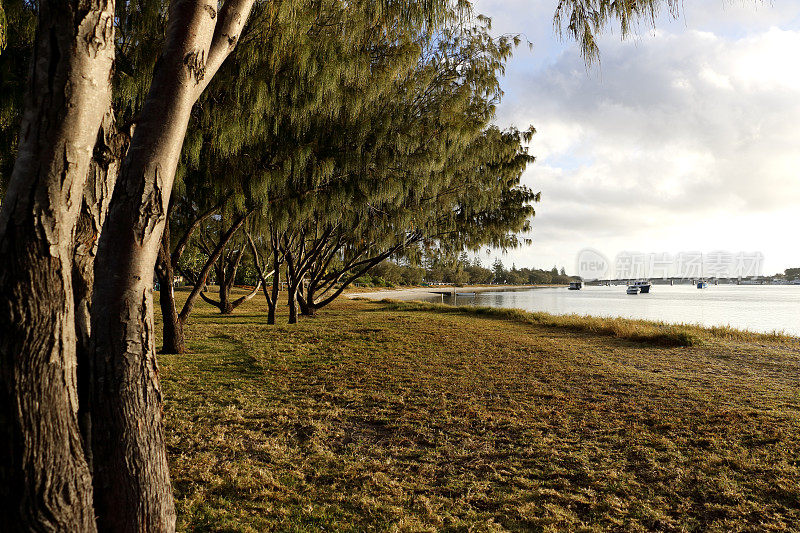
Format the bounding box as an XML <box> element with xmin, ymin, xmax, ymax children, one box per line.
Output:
<box><xmin>347</xmin><ymin>284</ymin><xmax>556</xmax><ymax>301</ymax></box>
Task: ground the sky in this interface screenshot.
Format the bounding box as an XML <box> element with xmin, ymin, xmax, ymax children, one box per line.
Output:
<box><xmin>472</xmin><ymin>0</ymin><xmax>800</xmax><ymax>277</ymax></box>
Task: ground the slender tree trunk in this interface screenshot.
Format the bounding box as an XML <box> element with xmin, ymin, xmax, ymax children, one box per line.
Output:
<box><xmin>287</xmin><ymin>281</ymin><xmax>299</xmax><ymax>324</ymax></box>
<box><xmin>89</xmin><ymin>1</ymin><xmax>254</xmax><ymax>529</ymax></box>
<box><xmin>158</xmin><ymin>200</ymin><xmax>221</xmax><ymax>354</ymax></box>
<box><xmin>297</xmin><ymin>285</ymin><xmax>315</xmax><ymax>316</ymax></box>
<box><xmin>157</xmin><ymin>225</ymin><xmax>185</xmax><ymax>354</ymax></box>
<box><xmin>303</xmin><ymin>282</ymin><xmax>318</xmax><ymax>316</ymax></box>
<box><xmin>269</xmin><ymin>248</ymin><xmax>281</xmax><ymax>325</ymax></box>
<box><xmin>220</xmin><ymin>242</ymin><xmax>248</xmax><ymax>314</ymax></box>
<box><xmin>220</xmin><ymin>279</ymin><xmax>234</xmax><ymax>314</ymax></box>
<box><xmin>0</xmin><ymin>1</ymin><xmax>114</xmax><ymax>530</ymax></box>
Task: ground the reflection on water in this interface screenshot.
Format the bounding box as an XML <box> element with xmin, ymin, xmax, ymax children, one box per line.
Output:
<box><xmin>423</xmin><ymin>285</ymin><xmax>800</xmax><ymax>336</ymax></box>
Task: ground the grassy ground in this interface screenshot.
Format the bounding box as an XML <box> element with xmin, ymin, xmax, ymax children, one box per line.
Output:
<box><xmin>157</xmin><ymin>289</ymin><xmax>800</xmax><ymax>532</ymax></box>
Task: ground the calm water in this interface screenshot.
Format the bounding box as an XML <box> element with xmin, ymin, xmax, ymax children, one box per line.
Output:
<box><xmin>432</xmin><ymin>285</ymin><xmax>800</xmax><ymax>336</ymax></box>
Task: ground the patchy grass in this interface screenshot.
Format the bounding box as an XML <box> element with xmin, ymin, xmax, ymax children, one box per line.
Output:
<box><xmin>157</xmin><ymin>290</ymin><xmax>800</xmax><ymax>532</ymax></box>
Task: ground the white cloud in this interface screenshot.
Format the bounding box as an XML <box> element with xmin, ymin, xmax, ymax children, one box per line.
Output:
<box><xmin>474</xmin><ymin>1</ymin><xmax>800</xmax><ymax>274</ymax></box>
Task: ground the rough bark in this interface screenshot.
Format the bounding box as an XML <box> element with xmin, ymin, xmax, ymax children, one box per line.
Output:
<box><xmin>90</xmin><ymin>1</ymin><xmax>254</xmax><ymax>530</ymax></box>
<box><xmin>0</xmin><ymin>1</ymin><xmax>114</xmax><ymax>530</ymax></box>
<box><xmin>73</xmin><ymin>109</ymin><xmax>129</xmax><ymax>469</ymax></box>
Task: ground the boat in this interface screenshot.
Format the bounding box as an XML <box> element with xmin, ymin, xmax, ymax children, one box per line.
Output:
<box><xmin>626</xmin><ymin>285</ymin><xmax>640</xmax><ymax>295</ymax></box>
<box><xmin>568</xmin><ymin>281</ymin><xmax>582</xmax><ymax>290</ymax></box>
<box><xmin>631</xmin><ymin>280</ymin><xmax>651</xmax><ymax>293</ymax></box>
<box><xmin>697</xmin><ymin>280</ymin><xmax>708</xmax><ymax>289</ymax></box>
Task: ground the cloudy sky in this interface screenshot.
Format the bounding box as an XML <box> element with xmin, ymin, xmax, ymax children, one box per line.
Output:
<box><xmin>473</xmin><ymin>0</ymin><xmax>800</xmax><ymax>276</ymax></box>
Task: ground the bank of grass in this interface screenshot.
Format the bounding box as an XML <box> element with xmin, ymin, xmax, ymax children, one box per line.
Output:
<box><xmin>377</xmin><ymin>299</ymin><xmax>795</xmax><ymax>347</ymax></box>
<box><xmin>157</xmin><ymin>290</ymin><xmax>800</xmax><ymax>532</ymax></box>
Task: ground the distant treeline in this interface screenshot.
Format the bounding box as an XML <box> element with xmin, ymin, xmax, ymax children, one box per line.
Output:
<box><xmin>353</xmin><ymin>256</ymin><xmax>579</xmax><ymax>287</ymax></box>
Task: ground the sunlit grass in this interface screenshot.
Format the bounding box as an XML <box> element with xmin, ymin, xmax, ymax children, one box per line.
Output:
<box><xmin>156</xmin><ymin>290</ymin><xmax>800</xmax><ymax>531</ymax></box>
<box><xmin>378</xmin><ymin>299</ymin><xmax>797</xmax><ymax>347</ymax></box>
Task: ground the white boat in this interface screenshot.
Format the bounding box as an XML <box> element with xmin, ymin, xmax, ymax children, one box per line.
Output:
<box><xmin>631</xmin><ymin>280</ymin><xmax>651</xmax><ymax>293</ymax></box>
<box><xmin>626</xmin><ymin>285</ymin><xmax>640</xmax><ymax>295</ymax></box>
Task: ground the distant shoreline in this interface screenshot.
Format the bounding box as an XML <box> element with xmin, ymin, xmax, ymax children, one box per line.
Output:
<box><xmin>347</xmin><ymin>284</ymin><xmax>558</xmax><ymax>301</ymax></box>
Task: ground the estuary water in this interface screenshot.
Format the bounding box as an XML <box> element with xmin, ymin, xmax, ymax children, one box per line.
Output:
<box><xmin>431</xmin><ymin>284</ymin><xmax>800</xmax><ymax>336</ymax></box>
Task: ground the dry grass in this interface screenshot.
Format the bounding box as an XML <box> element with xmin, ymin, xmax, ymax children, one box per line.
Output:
<box><xmin>378</xmin><ymin>299</ymin><xmax>797</xmax><ymax>347</ymax></box>
<box><xmin>156</xmin><ymin>289</ymin><xmax>800</xmax><ymax>532</ymax></box>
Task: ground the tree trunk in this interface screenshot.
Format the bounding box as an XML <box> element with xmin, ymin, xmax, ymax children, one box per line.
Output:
<box><xmin>269</xmin><ymin>248</ymin><xmax>281</xmax><ymax>325</ymax></box>
<box><xmin>220</xmin><ymin>281</ymin><xmax>234</xmax><ymax>314</ymax></box>
<box><xmin>183</xmin><ymin>212</ymin><xmax>251</xmax><ymax>323</ymax></box>
<box><xmin>287</xmin><ymin>282</ymin><xmax>298</xmax><ymax>324</ymax></box>
<box><xmin>73</xmin><ymin>109</ymin><xmax>128</xmax><ymax>470</ymax></box>
<box><xmin>90</xmin><ymin>2</ymin><xmax>253</xmax><ymax>528</ymax></box>
<box><xmin>157</xmin><ymin>266</ymin><xmax>185</xmax><ymax>355</ymax></box>
<box><xmin>304</xmin><ymin>282</ymin><xmax>319</xmax><ymax>316</ymax></box>
<box><xmin>159</xmin><ymin>199</ymin><xmax>221</xmax><ymax>355</ymax></box>
<box><xmin>157</xmin><ymin>224</ymin><xmax>185</xmax><ymax>354</ymax></box>
<box><xmin>219</xmin><ymin>242</ymin><xmax>247</xmax><ymax>314</ymax></box>
<box><xmin>0</xmin><ymin>1</ymin><xmax>114</xmax><ymax>530</ymax></box>
<box><xmin>297</xmin><ymin>287</ymin><xmax>315</xmax><ymax>316</ymax></box>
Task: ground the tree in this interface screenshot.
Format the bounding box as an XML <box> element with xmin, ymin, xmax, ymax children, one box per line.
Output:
<box><xmin>275</xmin><ymin>17</ymin><xmax>539</xmax><ymax>315</ymax></box>
<box><xmin>0</xmin><ymin>0</ymin><xmax>685</xmax><ymax>529</ymax></box>
<box><xmin>493</xmin><ymin>258</ymin><xmax>505</xmax><ymax>283</ymax></box>
<box><xmin>155</xmin><ymin>193</ymin><xmax>224</xmax><ymax>354</ymax></box>
<box><xmin>0</xmin><ymin>1</ymin><xmax>114</xmax><ymax>529</ymax></box>
<box><xmin>246</xmin><ymin>225</ymin><xmax>282</xmax><ymax>324</ymax></box>
<box><xmin>197</xmin><ymin>212</ymin><xmax>262</xmax><ymax>314</ymax></box>
<box><xmin>89</xmin><ymin>2</ymin><xmax>257</xmax><ymax>529</ymax></box>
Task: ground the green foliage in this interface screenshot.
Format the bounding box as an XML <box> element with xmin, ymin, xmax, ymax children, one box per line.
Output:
<box><xmin>174</xmin><ymin>3</ymin><xmax>541</xmax><ymax>313</ymax></box>
<box><xmin>113</xmin><ymin>0</ymin><xmax>168</xmax><ymax>124</ymax></box>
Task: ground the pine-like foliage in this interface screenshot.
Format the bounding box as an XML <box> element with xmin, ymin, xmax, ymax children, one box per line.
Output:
<box><xmin>257</xmin><ymin>12</ymin><xmax>543</xmax><ymax>313</ymax></box>
<box><xmin>554</xmin><ymin>0</ymin><xmax>680</xmax><ymax>63</ymax></box>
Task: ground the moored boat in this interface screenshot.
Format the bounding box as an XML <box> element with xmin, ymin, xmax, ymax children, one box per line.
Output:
<box><xmin>632</xmin><ymin>280</ymin><xmax>651</xmax><ymax>293</ymax></box>
<box><xmin>568</xmin><ymin>281</ymin><xmax>582</xmax><ymax>290</ymax></box>
<box><xmin>626</xmin><ymin>285</ymin><xmax>640</xmax><ymax>295</ymax></box>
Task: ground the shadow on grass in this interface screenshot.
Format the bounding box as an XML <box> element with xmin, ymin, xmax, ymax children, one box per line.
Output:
<box><xmin>186</xmin><ymin>333</ymin><xmax>263</xmax><ymax>380</ymax></box>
